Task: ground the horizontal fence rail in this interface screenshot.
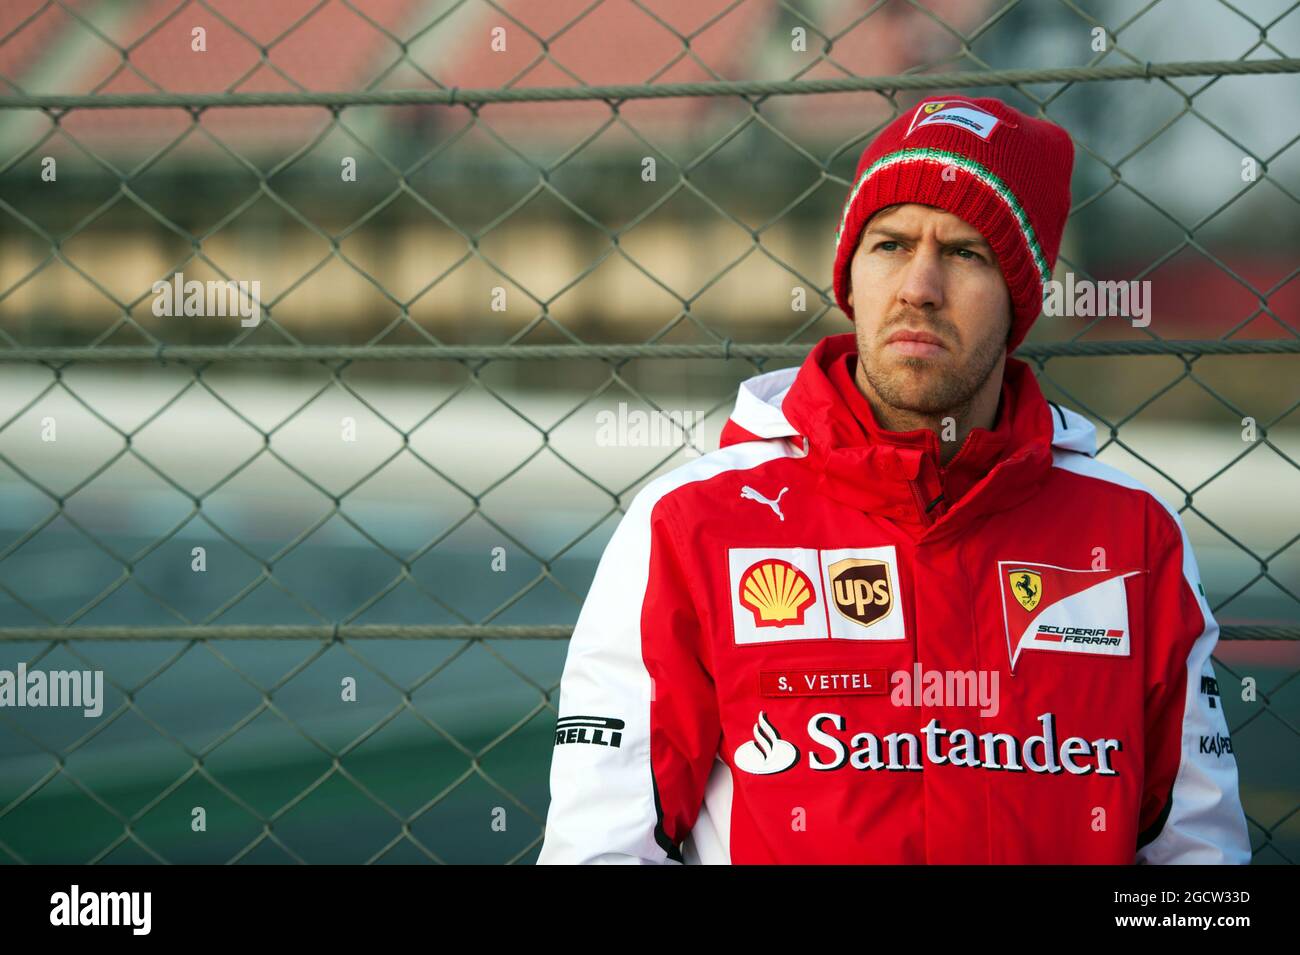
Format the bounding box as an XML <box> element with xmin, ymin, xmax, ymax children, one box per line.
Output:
<box><xmin>0</xmin><ymin>624</ymin><xmax>1290</xmax><ymax>641</ymax></box>
<box><xmin>1</xmin><ymin>58</ymin><xmax>1298</xmax><ymax>110</ymax></box>
<box><xmin>0</xmin><ymin>340</ymin><xmax>1298</xmax><ymax>363</ymax></box>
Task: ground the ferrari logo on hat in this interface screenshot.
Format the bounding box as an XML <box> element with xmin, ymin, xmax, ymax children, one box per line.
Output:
<box><xmin>1008</xmin><ymin>569</ymin><xmax>1042</xmax><ymax>611</ymax></box>
<box><xmin>906</xmin><ymin>98</ymin><xmax>1003</xmax><ymax>140</ymax></box>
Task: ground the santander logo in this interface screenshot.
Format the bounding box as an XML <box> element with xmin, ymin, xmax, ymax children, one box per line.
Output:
<box><xmin>732</xmin><ymin>710</ymin><xmax>799</xmax><ymax>774</ymax></box>
<box><xmin>731</xmin><ymin>710</ymin><xmax>1123</xmax><ymax>777</ymax></box>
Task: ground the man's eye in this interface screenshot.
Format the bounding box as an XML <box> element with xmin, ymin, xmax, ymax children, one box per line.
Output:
<box><xmin>878</xmin><ymin>241</ymin><xmax>901</xmax><ymax>252</ymax></box>
<box><xmin>953</xmin><ymin>248</ymin><xmax>979</xmax><ymax>260</ymax></box>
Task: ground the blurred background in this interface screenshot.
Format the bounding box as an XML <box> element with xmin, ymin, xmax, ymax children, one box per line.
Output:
<box><xmin>0</xmin><ymin>0</ymin><xmax>1295</xmax><ymax>864</ymax></box>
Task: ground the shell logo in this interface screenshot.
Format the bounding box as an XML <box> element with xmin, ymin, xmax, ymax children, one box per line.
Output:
<box><xmin>737</xmin><ymin>558</ymin><xmax>817</xmax><ymax>627</ymax></box>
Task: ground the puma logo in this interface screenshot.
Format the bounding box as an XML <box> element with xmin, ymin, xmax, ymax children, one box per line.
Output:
<box><xmin>740</xmin><ymin>485</ymin><xmax>789</xmax><ymax>521</ymax></box>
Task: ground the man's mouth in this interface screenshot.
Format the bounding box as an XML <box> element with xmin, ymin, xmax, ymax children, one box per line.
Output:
<box><xmin>884</xmin><ymin>328</ymin><xmax>948</xmax><ymax>359</ymax></box>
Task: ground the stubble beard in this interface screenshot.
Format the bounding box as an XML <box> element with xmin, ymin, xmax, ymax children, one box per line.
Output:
<box><xmin>860</xmin><ymin>317</ymin><xmax>1006</xmax><ymax>417</ymax></box>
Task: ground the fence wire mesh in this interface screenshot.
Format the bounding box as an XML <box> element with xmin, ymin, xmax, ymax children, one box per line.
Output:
<box><xmin>0</xmin><ymin>0</ymin><xmax>1296</xmax><ymax>864</ymax></box>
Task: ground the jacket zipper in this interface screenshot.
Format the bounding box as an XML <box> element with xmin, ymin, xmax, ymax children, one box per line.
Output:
<box><xmin>908</xmin><ymin>478</ymin><xmax>935</xmax><ymax>526</ymax></box>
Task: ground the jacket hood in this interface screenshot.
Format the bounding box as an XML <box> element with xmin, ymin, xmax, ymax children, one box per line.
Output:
<box><xmin>719</xmin><ymin>333</ymin><xmax>1096</xmax><ymax>534</ymax></box>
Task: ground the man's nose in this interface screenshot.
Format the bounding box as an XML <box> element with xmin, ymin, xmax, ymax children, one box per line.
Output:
<box><xmin>896</xmin><ymin>244</ymin><xmax>944</xmax><ymax>312</ymax></box>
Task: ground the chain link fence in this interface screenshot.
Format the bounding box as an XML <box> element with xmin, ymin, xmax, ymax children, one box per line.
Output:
<box><xmin>0</xmin><ymin>0</ymin><xmax>1296</xmax><ymax>863</ymax></box>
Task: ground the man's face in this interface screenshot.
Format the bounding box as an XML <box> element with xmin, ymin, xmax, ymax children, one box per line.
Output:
<box><xmin>846</xmin><ymin>203</ymin><xmax>1011</xmax><ymax>416</ymax></box>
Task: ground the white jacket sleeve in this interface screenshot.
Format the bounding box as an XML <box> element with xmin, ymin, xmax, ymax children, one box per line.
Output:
<box><xmin>537</xmin><ymin>482</ymin><xmax>719</xmax><ymax>864</ymax></box>
<box><xmin>1136</xmin><ymin>507</ymin><xmax>1251</xmax><ymax>864</ymax></box>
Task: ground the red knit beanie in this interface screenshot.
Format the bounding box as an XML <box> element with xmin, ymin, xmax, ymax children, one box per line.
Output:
<box><xmin>832</xmin><ymin>96</ymin><xmax>1074</xmax><ymax>352</ymax></box>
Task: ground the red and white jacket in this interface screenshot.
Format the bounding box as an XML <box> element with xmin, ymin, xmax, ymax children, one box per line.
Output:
<box><xmin>538</xmin><ymin>333</ymin><xmax>1250</xmax><ymax>864</ymax></box>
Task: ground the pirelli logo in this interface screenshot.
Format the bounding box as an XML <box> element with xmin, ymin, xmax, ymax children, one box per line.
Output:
<box><xmin>554</xmin><ymin>715</ymin><xmax>624</xmax><ymax>748</ymax></box>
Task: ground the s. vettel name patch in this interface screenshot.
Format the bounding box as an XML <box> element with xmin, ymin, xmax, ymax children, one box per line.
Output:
<box><xmin>760</xmin><ymin>667</ymin><xmax>889</xmax><ymax>697</ymax></box>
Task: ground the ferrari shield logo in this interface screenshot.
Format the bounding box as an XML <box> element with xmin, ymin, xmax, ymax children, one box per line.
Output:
<box><xmin>1008</xmin><ymin>569</ymin><xmax>1042</xmax><ymax>612</ymax></box>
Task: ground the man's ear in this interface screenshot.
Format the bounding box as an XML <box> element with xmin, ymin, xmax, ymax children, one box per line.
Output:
<box><xmin>848</xmin><ymin>288</ymin><xmax>854</xmax><ymax>308</ymax></box>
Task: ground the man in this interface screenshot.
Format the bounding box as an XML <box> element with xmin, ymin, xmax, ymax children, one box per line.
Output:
<box><xmin>537</xmin><ymin>96</ymin><xmax>1251</xmax><ymax>864</ymax></box>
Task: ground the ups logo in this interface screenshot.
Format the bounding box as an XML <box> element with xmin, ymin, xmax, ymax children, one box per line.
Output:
<box><xmin>828</xmin><ymin>558</ymin><xmax>892</xmax><ymax>627</ymax></box>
